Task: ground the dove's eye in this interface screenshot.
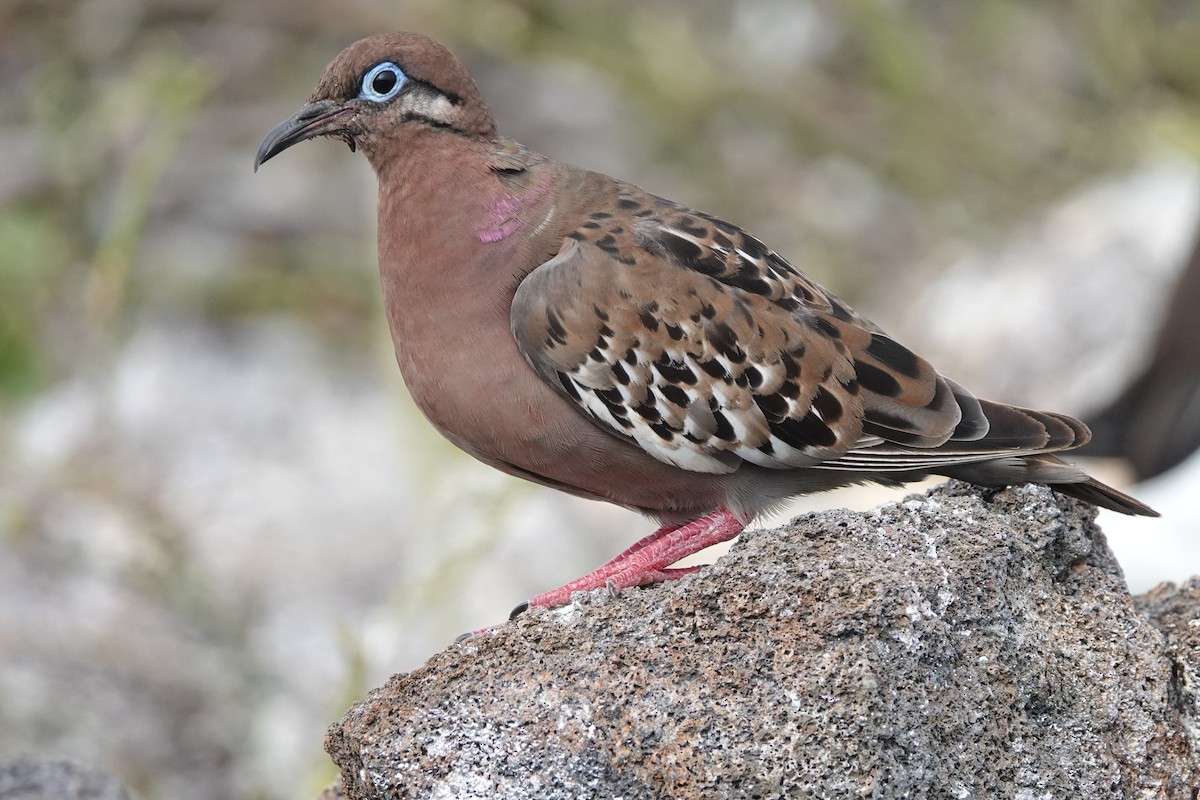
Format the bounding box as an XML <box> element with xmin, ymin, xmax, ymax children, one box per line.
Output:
<box><xmin>360</xmin><ymin>62</ymin><xmax>406</xmax><ymax>102</ymax></box>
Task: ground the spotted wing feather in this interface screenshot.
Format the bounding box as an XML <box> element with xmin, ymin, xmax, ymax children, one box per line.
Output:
<box><xmin>512</xmin><ymin>182</ymin><xmax>980</xmax><ymax>476</ymax></box>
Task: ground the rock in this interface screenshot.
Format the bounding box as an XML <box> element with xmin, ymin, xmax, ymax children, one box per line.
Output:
<box><xmin>0</xmin><ymin>756</ymin><xmax>131</xmax><ymax>800</ymax></box>
<box><xmin>324</xmin><ymin>482</ymin><xmax>1198</xmax><ymax>799</ymax></box>
<box><xmin>1135</xmin><ymin>578</ymin><xmax>1200</xmax><ymax>768</ymax></box>
<box><xmin>315</xmin><ymin>778</ymin><xmax>350</xmax><ymax>800</ymax></box>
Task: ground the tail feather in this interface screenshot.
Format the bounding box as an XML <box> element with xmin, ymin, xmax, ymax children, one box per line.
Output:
<box><xmin>1050</xmin><ymin>477</ymin><xmax>1160</xmax><ymax>517</ymax></box>
<box><xmin>948</xmin><ymin>401</ymin><xmax>1157</xmax><ymax>516</ymax></box>
<box><xmin>968</xmin><ymin>399</ymin><xmax>1088</xmax><ymax>450</ymax></box>
<box><xmin>834</xmin><ymin>382</ymin><xmax>1158</xmax><ymax>516</ymax></box>
<box><xmin>946</xmin><ymin>452</ymin><xmax>1159</xmax><ymax>517</ymax></box>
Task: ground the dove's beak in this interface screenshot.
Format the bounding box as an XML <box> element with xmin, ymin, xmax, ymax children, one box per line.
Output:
<box><xmin>254</xmin><ymin>100</ymin><xmax>356</xmax><ymax>171</ymax></box>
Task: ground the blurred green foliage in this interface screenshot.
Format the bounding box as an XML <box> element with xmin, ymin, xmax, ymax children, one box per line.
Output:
<box><xmin>2</xmin><ymin>34</ymin><xmax>210</xmax><ymax>396</ymax></box>
<box><xmin>3</xmin><ymin>0</ymin><xmax>1199</xmax><ymax>404</ymax></box>
<box><xmin>439</xmin><ymin>0</ymin><xmax>1200</xmax><ymax>202</ymax></box>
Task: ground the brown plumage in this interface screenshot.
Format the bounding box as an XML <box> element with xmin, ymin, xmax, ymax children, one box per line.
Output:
<box><xmin>255</xmin><ymin>33</ymin><xmax>1156</xmax><ymax>614</ymax></box>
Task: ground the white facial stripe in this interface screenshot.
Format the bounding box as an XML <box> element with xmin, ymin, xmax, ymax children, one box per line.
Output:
<box><xmin>401</xmin><ymin>89</ymin><xmax>456</xmax><ymax>126</ymax></box>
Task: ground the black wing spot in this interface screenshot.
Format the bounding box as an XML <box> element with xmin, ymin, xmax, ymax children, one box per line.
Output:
<box><xmin>805</xmin><ymin>315</ymin><xmax>841</xmax><ymax>339</ymax></box>
<box><xmin>813</xmin><ymin>386</ymin><xmax>843</xmax><ymax>423</ymax></box>
<box><xmin>617</xmin><ymin>197</ymin><xmax>642</xmax><ymax>210</ymax></box>
<box><xmin>865</xmin><ymin>333</ymin><xmax>922</xmax><ymax>379</ymax></box>
<box><xmin>698</xmin><ymin>359</ymin><xmax>727</xmax><ymax>380</ymax></box>
<box><xmin>657</xmin><ymin>232</ymin><xmax>737</xmax><ymax>281</ymax></box>
<box><xmin>712</xmin><ymin>410</ymin><xmax>737</xmax><ymax>441</ymax></box>
<box><xmin>753</xmin><ymin>392</ymin><xmax>789</xmax><ymax>420</ymax></box>
<box><xmin>660</xmin><ymin>384</ymin><xmax>690</xmax><ymax>406</ymax></box>
<box><xmin>738</xmin><ymin>235</ymin><xmax>768</xmax><ymax>260</ymax></box>
<box><xmin>546</xmin><ymin>308</ymin><xmax>568</xmax><ymax>345</ymax></box>
<box><xmin>612</xmin><ymin>361</ymin><xmax>631</xmax><ymax>385</ymax></box>
<box><xmin>634</xmin><ymin>402</ymin><xmax>661</xmax><ymax>422</ymax></box>
<box><xmin>659</xmin><ymin>231</ymin><xmax>704</xmax><ymax>264</ymax></box>
<box><xmin>828</xmin><ymin>298</ymin><xmax>855</xmax><ymax>322</ymax></box>
<box><xmin>559</xmin><ymin>373</ymin><xmax>581</xmax><ymax>401</ymax></box>
<box><xmin>594</xmin><ymin>386</ymin><xmax>627</xmax><ymax>416</ymax></box>
<box><xmin>767</xmin><ymin>252</ymin><xmax>798</xmax><ymax>277</ymax></box>
<box><xmin>774</xmin><ymin>412</ymin><xmax>837</xmax><ymax>449</ymax></box>
<box><xmin>638</xmin><ymin>310</ymin><xmax>660</xmax><ymax>332</ymax></box>
<box><xmin>778</xmin><ymin>380</ymin><xmax>802</xmax><ymax>400</ymax></box>
<box><xmin>709</xmin><ymin>323</ymin><xmax>746</xmax><ymax>363</ymax></box>
<box><xmin>856</xmin><ymin>361</ymin><xmax>903</xmax><ymax>397</ymax></box>
<box><xmin>649</xmin><ymin>421</ymin><xmax>676</xmax><ymax>441</ymax></box>
<box><xmin>694</xmin><ymin>252</ymin><xmax>726</xmax><ymax>276</ymax></box>
<box><xmin>654</xmin><ymin>357</ymin><xmax>699</xmax><ymax>386</ymax></box>
<box><xmin>727</xmin><ymin>262</ymin><xmax>772</xmax><ymax>296</ymax></box>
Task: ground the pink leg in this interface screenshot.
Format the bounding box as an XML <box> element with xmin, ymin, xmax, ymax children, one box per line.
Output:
<box><xmin>514</xmin><ymin>507</ymin><xmax>745</xmax><ymax>616</ymax></box>
<box><xmin>596</xmin><ymin>522</ymin><xmax>676</xmax><ymax>568</ymax></box>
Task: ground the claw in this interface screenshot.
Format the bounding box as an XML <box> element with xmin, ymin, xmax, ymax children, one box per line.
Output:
<box><xmin>455</xmin><ymin>621</ymin><xmax>504</xmax><ymax>641</ymax></box>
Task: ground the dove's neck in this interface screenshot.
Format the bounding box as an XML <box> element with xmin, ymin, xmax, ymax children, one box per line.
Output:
<box><xmin>369</xmin><ymin>129</ymin><xmax>570</xmax><ymax>439</ymax></box>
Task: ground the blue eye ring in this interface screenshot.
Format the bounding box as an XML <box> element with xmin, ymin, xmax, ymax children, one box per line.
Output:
<box><xmin>360</xmin><ymin>61</ymin><xmax>407</xmax><ymax>102</ymax></box>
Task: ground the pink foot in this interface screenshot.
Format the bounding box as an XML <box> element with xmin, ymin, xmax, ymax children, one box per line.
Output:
<box><xmin>513</xmin><ymin>507</ymin><xmax>745</xmax><ymax>617</ymax></box>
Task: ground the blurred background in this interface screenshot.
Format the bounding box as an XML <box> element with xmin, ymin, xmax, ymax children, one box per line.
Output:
<box><xmin>2</xmin><ymin>1</ymin><xmax>1198</xmax><ymax>798</ymax></box>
